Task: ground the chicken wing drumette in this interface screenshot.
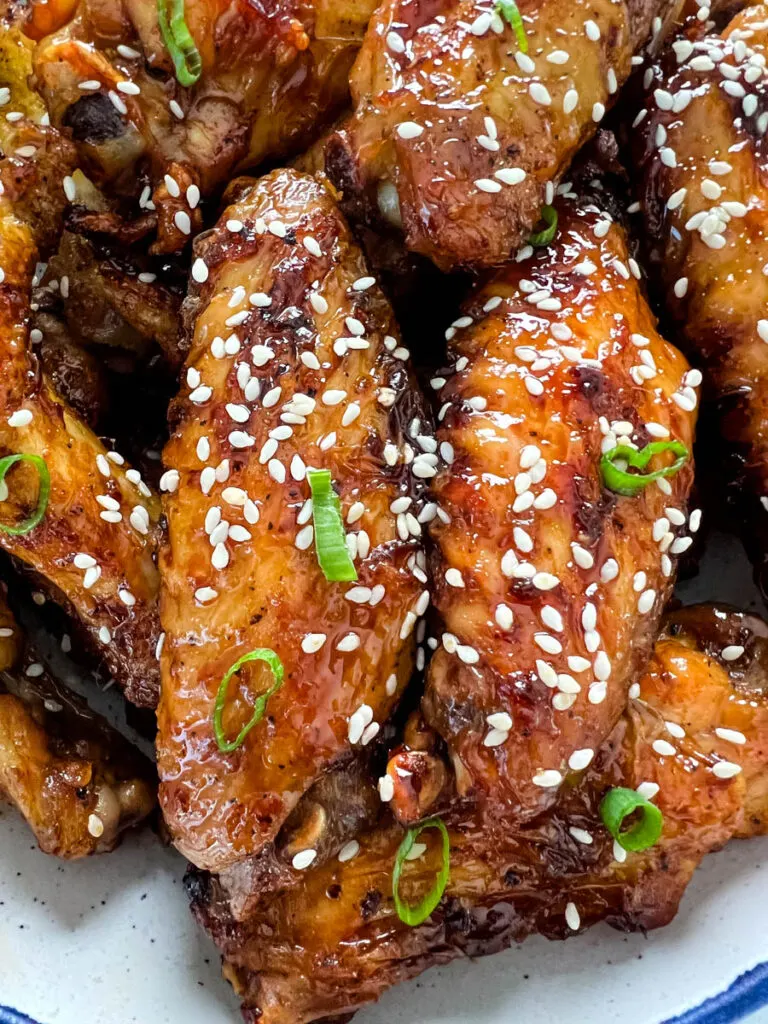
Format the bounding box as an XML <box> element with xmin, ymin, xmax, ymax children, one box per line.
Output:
<box><xmin>21</xmin><ymin>0</ymin><xmax>375</xmax><ymax>251</ymax></box>
<box><xmin>635</xmin><ymin>5</ymin><xmax>768</xmax><ymax>590</ymax></box>
<box><xmin>419</xmin><ymin>193</ymin><xmax>698</xmax><ymax>826</ymax></box>
<box><xmin>0</xmin><ymin>116</ymin><xmax>162</xmax><ymax>706</ymax></box>
<box><xmin>189</xmin><ymin>602</ymin><xmax>768</xmax><ymax>1024</ymax></box>
<box><xmin>157</xmin><ymin>168</ymin><xmax>432</xmax><ymax>874</ymax></box>
<box><xmin>0</xmin><ymin>586</ymin><xmax>155</xmax><ymax>857</ymax></box>
<box><xmin>325</xmin><ymin>0</ymin><xmax>687</xmax><ymax>271</ymax></box>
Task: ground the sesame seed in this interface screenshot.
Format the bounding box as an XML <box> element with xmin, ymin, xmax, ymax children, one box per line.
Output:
<box><xmin>396</xmin><ymin>121</ymin><xmax>423</xmax><ymax>139</ymax></box>
<box><xmin>529</xmin><ymin>83</ymin><xmax>552</xmax><ymax>106</ymax></box>
<box><xmin>563</xmin><ymin>89</ymin><xmax>578</xmax><ymax>113</ymax></box>
<box><xmin>569</xmin><ymin>827</ymin><xmax>593</xmax><ymax>845</ymax></box>
<box><xmin>565</xmin><ymin>902</ymin><xmax>580</xmax><ymax>930</ymax></box>
<box><xmin>721</xmin><ymin>645</ymin><xmax>744</xmax><ymax>661</ymax></box>
<box><xmin>301</xmin><ymin>633</ymin><xmax>327</xmax><ymax>654</ymax></box>
<box><xmin>712</xmin><ymin>760</ymin><xmax>742</xmax><ymax>779</ymax></box>
<box><xmin>585</xmin><ymin>19</ymin><xmax>600</xmax><ymax>40</ymax></box>
<box><xmin>636</xmin><ymin>781</ymin><xmax>659</xmax><ymax>800</ymax></box>
<box><xmin>715</xmin><ymin>727</ymin><xmax>747</xmax><ymax>745</ymax></box>
<box><xmin>292</xmin><ymin>849</ymin><xmax>317</xmax><ymax>870</ymax></box>
<box><xmin>378</xmin><ymin>775</ymin><xmax>394</xmax><ymax>801</ymax></box>
<box><xmin>665</xmin><ymin>720</ymin><xmax>686</xmax><ymax>739</ymax></box>
<box><xmin>87</xmin><ymin>814</ymin><xmax>104</xmax><ymax>838</ymax></box>
<box><xmin>532</xmin><ymin>769</ymin><xmax>562</xmax><ymax>788</ymax></box>
<box><xmin>653</xmin><ymin>739</ymin><xmax>676</xmax><ymax>757</ymax></box>
<box><xmin>568</xmin><ymin>748</ymin><xmax>594</xmax><ymax>771</ymax></box>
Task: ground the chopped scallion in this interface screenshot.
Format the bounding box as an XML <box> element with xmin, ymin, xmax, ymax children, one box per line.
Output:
<box><xmin>307</xmin><ymin>469</ymin><xmax>358</xmax><ymax>582</ymax></box>
<box><xmin>213</xmin><ymin>648</ymin><xmax>284</xmax><ymax>753</ymax></box>
<box><xmin>157</xmin><ymin>0</ymin><xmax>201</xmax><ymax>87</ymax></box>
<box><xmin>600</xmin><ymin>440</ymin><xmax>689</xmax><ymax>497</ymax></box>
<box><xmin>495</xmin><ymin>0</ymin><xmax>528</xmax><ymax>52</ymax></box>
<box><xmin>393</xmin><ymin>817</ymin><xmax>450</xmax><ymax>926</ymax></box>
<box><xmin>528</xmin><ymin>205</ymin><xmax>558</xmax><ymax>246</ymax></box>
<box><xmin>600</xmin><ymin>786</ymin><xmax>663</xmax><ymax>852</ymax></box>
<box><xmin>0</xmin><ymin>453</ymin><xmax>50</xmax><ymax>535</ymax></box>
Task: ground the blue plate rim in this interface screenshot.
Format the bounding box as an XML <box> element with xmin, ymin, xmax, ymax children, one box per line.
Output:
<box><xmin>3</xmin><ymin>960</ymin><xmax>768</xmax><ymax>1024</ymax></box>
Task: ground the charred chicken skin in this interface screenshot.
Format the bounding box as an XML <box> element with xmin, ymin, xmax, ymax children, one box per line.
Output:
<box><xmin>189</xmin><ymin>602</ymin><xmax>768</xmax><ymax>1024</ymax></box>
<box><xmin>635</xmin><ymin>5</ymin><xmax>768</xmax><ymax>591</ymax></box>
<box><xmin>0</xmin><ymin>115</ymin><xmax>162</xmax><ymax>707</ymax></box>
<box><xmin>0</xmin><ymin>586</ymin><xmax>155</xmax><ymax>857</ymax></box>
<box><xmin>326</xmin><ymin>0</ymin><xmax>684</xmax><ymax>271</ymax></box>
<box><xmin>157</xmin><ymin>168</ymin><xmax>433</xmax><ymax>873</ymax></box>
<box><xmin>21</xmin><ymin>0</ymin><xmax>375</xmax><ymax>251</ymax></box>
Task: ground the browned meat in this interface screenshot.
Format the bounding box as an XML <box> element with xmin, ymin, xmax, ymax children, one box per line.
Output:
<box><xmin>0</xmin><ymin>586</ymin><xmax>155</xmax><ymax>857</ymax></box>
<box><xmin>423</xmin><ymin>193</ymin><xmax>697</xmax><ymax>825</ymax></box>
<box><xmin>633</xmin><ymin>4</ymin><xmax>768</xmax><ymax>591</ymax></box>
<box><xmin>22</xmin><ymin>0</ymin><xmax>375</xmax><ymax>250</ymax></box>
<box><xmin>324</xmin><ymin>0</ymin><xmax>683</xmax><ymax>271</ymax></box>
<box><xmin>189</xmin><ymin>602</ymin><xmax>768</xmax><ymax>1023</ymax></box>
<box><xmin>157</xmin><ymin>168</ymin><xmax>433</xmax><ymax>872</ymax></box>
<box><xmin>0</xmin><ymin>116</ymin><xmax>162</xmax><ymax>706</ymax></box>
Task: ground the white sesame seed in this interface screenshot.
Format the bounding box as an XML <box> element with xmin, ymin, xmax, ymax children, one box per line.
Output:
<box><xmin>722</xmin><ymin>645</ymin><xmax>745</xmax><ymax>661</ymax></box>
<box><xmin>565</xmin><ymin>902</ymin><xmax>581</xmax><ymax>930</ymax></box>
<box><xmin>301</xmin><ymin>633</ymin><xmax>327</xmax><ymax>654</ymax></box>
<box><xmin>396</xmin><ymin>121</ymin><xmax>424</xmax><ymax>139</ymax></box>
<box><xmin>665</xmin><ymin>720</ymin><xmax>686</xmax><ymax>739</ymax></box>
<box><xmin>292</xmin><ymin>849</ymin><xmax>317</xmax><ymax>870</ymax></box>
<box><xmin>475</xmin><ymin>178</ymin><xmax>502</xmax><ymax>193</ymax></box>
<box><xmin>585</xmin><ymin>19</ymin><xmax>600</xmax><ymax>40</ymax></box>
<box><xmin>653</xmin><ymin>739</ymin><xmax>676</xmax><ymax>757</ymax></box>
<box><xmin>194</xmin><ymin>587</ymin><xmax>217</xmax><ymax>604</ymax></box>
<box><xmin>715</xmin><ymin>727</ymin><xmax>747</xmax><ymax>745</ymax></box>
<box><xmin>563</xmin><ymin>89</ymin><xmax>578</xmax><ymax>114</ymax></box>
<box><xmin>378</xmin><ymin>775</ymin><xmax>394</xmax><ymax>801</ymax></box>
<box><xmin>569</xmin><ymin>827</ymin><xmax>593</xmax><ymax>845</ymax></box>
<box><xmin>529</xmin><ymin>83</ymin><xmax>552</xmax><ymax>106</ymax></box>
<box><xmin>712</xmin><ymin>760</ymin><xmax>742</xmax><ymax>779</ymax></box>
<box><xmin>532</xmin><ymin>769</ymin><xmax>562</xmax><ymax>788</ymax></box>
<box><xmin>87</xmin><ymin>813</ymin><xmax>104</xmax><ymax>838</ymax></box>
<box><xmin>495</xmin><ymin>604</ymin><xmax>514</xmax><ymax>629</ymax></box>
<box><xmin>568</xmin><ymin>748</ymin><xmax>594</xmax><ymax>771</ymax></box>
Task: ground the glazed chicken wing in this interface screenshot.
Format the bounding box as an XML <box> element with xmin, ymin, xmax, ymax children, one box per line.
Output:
<box><xmin>189</xmin><ymin>602</ymin><xmax>768</xmax><ymax>1024</ymax></box>
<box><xmin>0</xmin><ymin>117</ymin><xmax>162</xmax><ymax>706</ymax></box>
<box><xmin>22</xmin><ymin>0</ymin><xmax>375</xmax><ymax>251</ymax></box>
<box><xmin>157</xmin><ymin>168</ymin><xmax>432</xmax><ymax>873</ymax></box>
<box><xmin>634</xmin><ymin>5</ymin><xmax>768</xmax><ymax>590</ymax></box>
<box><xmin>0</xmin><ymin>586</ymin><xmax>155</xmax><ymax>857</ymax></box>
<box><xmin>325</xmin><ymin>0</ymin><xmax>682</xmax><ymax>271</ymax></box>
<box><xmin>419</xmin><ymin>193</ymin><xmax>697</xmax><ymax>826</ymax></box>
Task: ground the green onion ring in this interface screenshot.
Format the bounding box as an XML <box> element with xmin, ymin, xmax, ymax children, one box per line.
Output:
<box><xmin>495</xmin><ymin>0</ymin><xmax>528</xmax><ymax>52</ymax></box>
<box><xmin>600</xmin><ymin>786</ymin><xmax>663</xmax><ymax>852</ymax></box>
<box><xmin>157</xmin><ymin>0</ymin><xmax>202</xmax><ymax>87</ymax></box>
<box><xmin>393</xmin><ymin>817</ymin><xmax>450</xmax><ymax>926</ymax></box>
<box><xmin>528</xmin><ymin>205</ymin><xmax>558</xmax><ymax>247</ymax></box>
<box><xmin>600</xmin><ymin>440</ymin><xmax>689</xmax><ymax>497</ymax></box>
<box><xmin>0</xmin><ymin>453</ymin><xmax>50</xmax><ymax>535</ymax></box>
<box><xmin>307</xmin><ymin>469</ymin><xmax>358</xmax><ymax>583</ymax></box>
<box><xmin>213</xmin><ymin>648</ymin><xmax>284</xmax><ymax>753</ymax></box>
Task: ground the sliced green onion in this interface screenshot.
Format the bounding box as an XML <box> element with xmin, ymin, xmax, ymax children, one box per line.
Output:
<box><xmin>600</xmin><ymin>440</ymin><xmax>689</xmax><ymax>497</ymax></box>
<box><xmin>0</xmin><ymin>454</ymin><xmax>50</xmax><ymax>535</ymax></box>
<box><xmin>157</xmin><ymin>0</ymin><xmax>201</xmax><ymax>87</ymax></box>
<box><xmin>495</xmin><ymin>0</ymin><xmax>528</xmax><ymax>52</ymax></box>
<box><xmin>600</xmin><ymin>786</ymin><xmax>663</xmax><ymax>852</ymax></box>
<box><xmin>393</xmin><ymin>817</ymin><xmax>450</xmax><ymax>926</ymax></box>
<box><xmin>528</xmin><ymin>205</ymin><xmax>558</xmax><ymax>247</ymax></box>
<box><xmin>213</xmin><ymin>648</ymin><xmax>284</xmax><ymax>753</ymax></box>
<box><xmin>307</xmin><ymin>469</ymin><xmax>358</xmax><ymax>583</ymax></box>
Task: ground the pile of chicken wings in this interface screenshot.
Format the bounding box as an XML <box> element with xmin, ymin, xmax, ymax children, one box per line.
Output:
<box><xmin>2</xmin><ymin>0</ymin><xmax>768</xmax><ymax>1020</ymax></box>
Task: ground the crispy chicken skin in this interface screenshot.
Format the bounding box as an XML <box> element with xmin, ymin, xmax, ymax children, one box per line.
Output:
<box><xmin>635</xmin><ymin>5</ymin><xmax>768</xmax><ymax>589</ymax></box>
<box><xmin>0</xmin><ymin>587</ymin><xmax>155</xmax><ymax>857</ymax></box>
<box><xmin>325</xmin><ymin>0</ymin><xmax>680</xmax><ymax>271</ymax></box>
<box><xmin>22</xmin><ymin>0</ymin><xmax>375</xmax><ymax>250</ymax></box>
<box><xmin>0</xmin><ymin>118</ymin><xmax>162</xmax><ymax>706</ymax></box>
<box><xmin>189</xmin><ymin>602</ymin><xmax>768</xmax><ymax>1024</ymax></box>
<box><xmin>422</xmin><ymin>195</ymin><xmax>697</xmax><ymax>824</ymax></box>
<box><xmin>157</xmin><ymin>168</ymin><xmax>432</xmax><ymax>873</ymax></box>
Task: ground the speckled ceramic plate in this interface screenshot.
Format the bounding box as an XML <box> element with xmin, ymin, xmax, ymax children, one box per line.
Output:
<box><xmin>3</xmin><ymin>533</ymin><xmax>768</xmax><ymax>1024</ymax></box>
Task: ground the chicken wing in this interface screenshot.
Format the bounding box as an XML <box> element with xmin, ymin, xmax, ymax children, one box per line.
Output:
<box><xmin>634</xmin><ymin>5</ymin><xmax>768</xmax><ymax>591</ymax></box>
<box><xmin>0</xmin><ymin>585</ymin><xmax>155</xmax><ymax>857</ymax></box>
<box><xmin>0</xmin><ymin>116</ymin><xmax>162</xmax><ymax>706</ymax></box>
<box><xmin>188</xmin><ymin>602</ymin><xmax>768</xmax><ymax>1023</ymax></box>
<box><xmin>325</xmin><ymin>0</ymin><xmax>681</xmax><ymax>271</ymax></box>
<box><xmin>157</xmin><ymin>168</ymin><xmax>432</xmax><ymax>872</ymax></box>
<box><xmin>21</xmin><ymin>0</ymin><xmax>375</xmax><ymax>251</ymax></box>
<box><xmin>422</xmin><ymin>192</ymin><xmax>697</xmax><ymax>826</ymax></box>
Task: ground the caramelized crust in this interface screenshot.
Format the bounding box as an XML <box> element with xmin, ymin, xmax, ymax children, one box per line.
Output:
<box><xmin>425</xmin><ymin>196</ymin><xmax>697</xmax><ymax>823</ymax></box>
<box><xmin>326</xmin><ymin>0</ymin><xmax>677</xmax><ymax>271</ymax></box>
<box><xmin>0</xmin><ymin>119</ymin><xmax>161</xmax><ymax>706</ymax></box>
<box><xmin>157</xmin><ymin>168</ymin><xmax>432</xmax><ymax>872</ymax></box>
<box><xmin>24</xmin><ymin>0</ymin><xmax>375</xmax><ymax>249</ymax></box>
<box><xmin>634</xmin><ymin>6</ymin><xmax>768</xmax><ymax>588</ymax></box>
<box><xmin>0</xmin><ymin>588</ymin><xmax>155</xmax><ymax>857</ymax></box>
